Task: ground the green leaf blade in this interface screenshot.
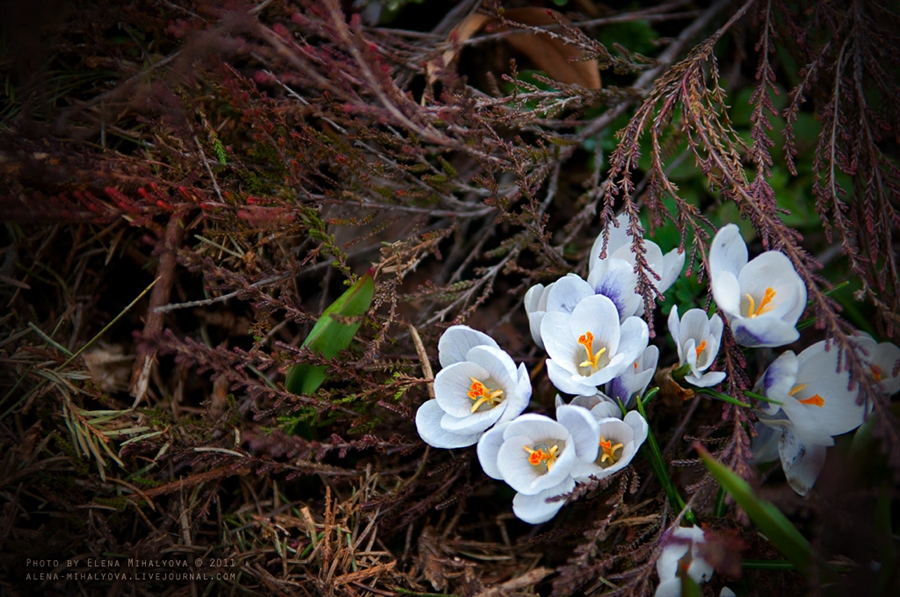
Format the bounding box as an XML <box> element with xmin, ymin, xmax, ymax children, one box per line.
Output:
<box><xmin>698</xmin><ymin>446</ymin><xmax>816</xmax><ymax>572</ymax></box>
<box><xmin>286</xmin><ymin>270</ymin><xmax>375</xmax><ymax>396</ymax></box>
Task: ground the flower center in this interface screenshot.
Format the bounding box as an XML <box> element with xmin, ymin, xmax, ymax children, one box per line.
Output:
<box><xmin>524</xmin><ymin>443</ymin><xmax>559</xmax><ymax>471</ymax></box>
<box><xmin>598</xmin><ymin>435</ymin><xmax>624</xmax><ymax>467</ymax></box>
<box><xmin>467</xmin><ymin>378</ymin><xmax>504</xmax><ymax>413</ymax></box>
<box><xmin>745</xmin><ymin>287</ymin><xmax>777</xmax><ymax>318</ymax></box>
<box><xmin>871</xmin><ymin>365</ymin><xmax>883</xmax><ymax>382</ymax></box>
<box><xmin>578</xmin><ymin>331</ymin><xmax>607</xmax><ymax>372</ymax></box>
<box><xmin>790</xmin><ymin>383</ymin><xmax>824</xmax><ymax>407</ymax></box>
<box><xmin>694</xmin><ymin>340</ymin><xmax>707</xmax><ymax>363</ymax></box>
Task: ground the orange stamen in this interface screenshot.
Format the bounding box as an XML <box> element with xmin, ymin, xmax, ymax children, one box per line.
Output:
<box><xmin>578</xmin><ymin>331</ymin><xmax>607</xmax><ymax>370</ymax></box>
<box><xmin>599</xmin><ymin>435</ymin><xmax>624</xmax><ymax>465</ymax></box>
<box><xmin>695</xmin><ymin>340</ymin><xmax>707</xmax><ymax>362</ymax></box>
<box><xmin>746</xmin><ymin>287</ymin><xmax>778</xmax><ymax>318</ymax></box>
<box><xmin>798</xmin><ymin>394</ymin><xmax>825</xmax><ymax>407</ymax></box>
<box><xmin>523</xmin><ymin>444</ymin><xmax>559</xmax><ymax>470</ymax></box>
<box><xmin>468</xmin><ymin>378</ymin><xmax>503</xmax><ymax>412</ymax></box>
<box><xmin>871</xmin><ymin>365</ymin><xmax>883</xmax><ymax>382</ymax></box>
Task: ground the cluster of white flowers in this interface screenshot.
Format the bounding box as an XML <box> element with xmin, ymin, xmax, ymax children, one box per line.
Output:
<box><xmin>414</xmin><ymin>215</ymin><xmax>898</xmax><ymax>595</ymax></box>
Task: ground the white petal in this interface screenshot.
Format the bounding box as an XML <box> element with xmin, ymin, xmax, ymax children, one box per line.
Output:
<box><xmin>653</xmin><ymin>578</ymin><xmax>682</xmax><ymax>597</ymax></box>
<box><xmin>440</xmin><ymin>407</ymin><xmax>502</xmax><ymax>433</ymax></box>
<box><xmin>731</xmin><ymin>315</ymin><xmax>800</xmax><ymax>348</ymax></box>
<box><xmin>591</xmin><ymin>400</ymin><xmax>623</xmax><ymax>420</ymax></box>
<box><xmin>623</xmin><ymin>410</ymin><xmax>649</xmax><ymax>447</ymax></box>
<box><xmin>542</xmin><ymin>312</ymin><xmax>581</xmax><ymax>374</ymax></box>
<box><xmin>709</xmin><ymin>224</ymin><xmax>748</xmax><ymax>278</ymax></box>
<box><xmin>668</xmin><ymin>306</ymin><xmax>682</xmax><ymax>363</ymax></box>
<box><xmin>738</xmin><ymin>252</ymin><xmax>806</xmax><ymax>322</ymax></box>
<box><xmin>686</xmin><ymin>370</ymin><xmax>726</xmax><ymax>388</ymax></box>
<box><xmin>679</xmin><ymin>309</ymin><xmax>712</xmax><ymax>349</ymax></box>
<box><xmin>720</xmin><ymin>588</ymin><xmax>737</xmax><ymax>597</ymax></box>
<box><xmin>547</xmin><ymin>274</ymin><xmax>593</xmax><ymax>314</ymax></box>
<box><xmin>498</xmin><ymin>362</ymin><xmax>533</xmax><ymax>424</ymax></box>
<box><xmin>656</xmin><ymin>532</ymin><xmax>692</xmax><ymax>583</ymax></box>
<box><xmin>524</xmin><ymin>283</ymin><xmax>547</xmax><ymax>313</ymax></box>
<box><xmin>588</xmin><ymin>258</ymin><xmax>642</xmax><ymax>321</ymax></box>
<box><xmin>868</xmin><ymin>339</ymin><xmax>900</xmax><ymax>396</ymax></box>
<box><xmin>434</xmin><ymin>361</ymin><xmax>491</xmax><ymax>418</ymax></box>
<box><xmin>547</xmin><ymin>358</ymin><xmax>600</xmax><ymax>395</ymax></box>
<box><xmin>590</xmin><ymin>214</ymin><xmax>631</xmax><ymax>268</ymax></box>
<box><xmin>477</xmin><ymin>422</ymin><xmax>511</xmax><ymax>479</ymax></box>
<box><xmin>438</xmin><ymin>325</ymin><xmax>499</xmax><ymax>367</ymax></box>
<box><xmin>557</xmin><ymin>405</ymin><xmax>601</xmax><ymax>463</ymax></box>
<box><xmin>526</xmin><ymin>311</ymin><xmax>546</xmax><ymax>350</ymax></box>
<box><xmin>713</xmin><ymin>270</ymin><xmax>743</xmax><ymax>318</ymax></box>
<box><xmin>466</xmin><ymin>345</ymin><xmax>518</xmax><ymax>390</ymax></box>
<box><xmin>415</xmin><ymin>400</ymin><xmax>481</xmax><ymax>448</ymax></box>
<box><xmin>512</xmin><ymin>476</ymin><xmax>575</xmax><ymax>524</ymax></box>
<box><xmin>779</xmin><ymin>428</ymin><xmax>827</xmax><ymax>496</ymax></box>
<box><xmin>660</xmin><ymin>248</ymin><xmax>686</xmax><ymax>292</ymax></box>
<box><xmin>760</xmin><ymin>350</ymin><xmax>798</xmax><ymax>402</ymax></box>
<box><xmin>616</xmin><ymin>317</ymin><xmax>650</xmax><ymax>365</ymax></box>
<box><xmin>570</xmin><ymin>294</ymin><xmax>623</xmax><ymax>355</ymax></box>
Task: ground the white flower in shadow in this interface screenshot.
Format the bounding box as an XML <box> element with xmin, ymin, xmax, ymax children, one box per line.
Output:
<box><xmin>752</xmin><ymin>340</ymin><xmax>866</xmax><ymax>495</ymax></box>
<box><xmin>709</xmin><ymin>224</ymin><xmax>807</xmax><ymax>347</ymax></box>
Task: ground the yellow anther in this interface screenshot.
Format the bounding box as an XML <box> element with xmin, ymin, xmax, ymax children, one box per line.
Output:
<box><xmin>599</xmin><ymin>436</ymin><xmax>624</xmax><ymax>465</ymax></box>
<box><xmin>578</xmin><ymin>331</ymin><xmax>607</xmax><ymax>370</ymax></box>
<box><xmin>695</xmin><ymin>340</ymin><xmax>707</xmax><ymax>362</ymax></box>
<box><xmin>789</xmin><ymin>383</ymin><xmax>823</xmax><ymax>407</ymax></box>
<box><xmin>468</xmin><ymin>378</ymin><xmax>504</xmax><ymax>412</ymax></box>
<box><xmin>798</xmin><ymin>394</ymin><xmax>825</xmax><ymax>407</ymax></box>
<box><xmin>788</xmin><ymin>383</ymin><xmax>807</xmax><ymax>396</ymax></box>
<box><xmin>745</xmin><ymin>287</ymin><xmax>777</xmax><ymax>318</ymax></box>
<box><xmin>523</xmin><ymin>444</ymin><xmax>559</xmax><ymax>471</ymax></box>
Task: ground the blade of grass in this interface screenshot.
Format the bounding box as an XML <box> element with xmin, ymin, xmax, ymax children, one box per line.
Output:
<box><xmin>694</xmin><ymin>387</ymin><xmax>750</xmax><ymax>407</ymax></box>
<box><xmin>635</xmin><ymin>390</ymin><xmax>696</xmax><ymax>524</ymax></box>
<box><xmin>0</xmin><ymin>278</ymin><xmax>158</xmax><ymax>422</ymax></box>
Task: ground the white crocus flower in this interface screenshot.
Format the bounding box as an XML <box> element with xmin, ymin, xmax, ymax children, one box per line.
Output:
<box><xmin>709</xmin><ymin>224</ymin><xmax>807</xmax><ymax>347</ymax></box>
<box><xmin>572</xmin><ymin>411</ymin><xmax>648</xmax><ymax>483</ymax></box>
<box><xmin>477</xmin><ymin>406</ymin><xmax>600</xmax><ymax>524</ymax></box>
<box><xmin>590</xmin><ymin>213</ymin><xmax>686</xmax><ymax>300</ymax></box>
<box><xmin>654</xmin><ymin>525</ymin><xmax>715</xmax><ymax>597</ymax></box>
<box><xmin>416</xmin><ymin>326</ymin><xmax>531</xmax><ymax>449</ymax></box>
<box><xmin>606</xmin><ymin>344</ymin><xmax>659</xmax><ymax>407</ymax></box>
<box><xmin>524</xmin><ymin>265</ymin><xmax>641</xmax><ymax>349</ymax></box>
<box><xmin>668</xmin><ymin>306</ymin><xmax>726</xmax><ymax>388</ymax></box>
<box><xmin>542</xmin><ymin>294</ymin><xmax>650</xmax><ymax>396</ymax></box>
<box><xmin>851</xmin><ymin>333</ymin><xmax>900</xmax><ymax>396</ymax></box>
<box><xmin>752</xmin><ymin>340</ymin><xmax>866</xmax><ymax>495</ymax></box>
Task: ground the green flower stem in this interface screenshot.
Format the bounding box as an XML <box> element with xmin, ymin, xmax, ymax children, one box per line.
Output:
<box><xmin>671</xmin><ymin>363</ymin><xmax>692</xmax><ymax>382</ymax></box>
<box><xmin>635</xmin><ymin>392</ymin><xmax>696</xmax><ymax>525</ymax></box>
<box><xmin>741</xmin><ymin>559</ymin><xmax>796</xmax><ymax>570</ymax></box>
<box><xmin>742</xmin><ymin>390</ymin><xmax>783</xmax><ymax>405</ymax></box>
<box><xmin>694</xmin><ymin>387</ymin><xmax>751</xmax><ymax>407</ymax></box>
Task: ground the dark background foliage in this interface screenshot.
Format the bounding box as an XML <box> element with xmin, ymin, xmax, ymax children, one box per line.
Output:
<box><xmin>0</xmin><ymin>0</ymin><xmax>897</xmax><ymax>595</ymax></box>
